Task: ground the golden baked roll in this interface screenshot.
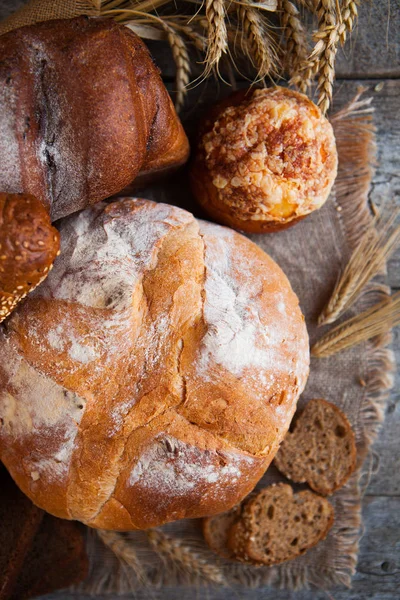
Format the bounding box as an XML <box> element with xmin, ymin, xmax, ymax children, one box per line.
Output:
<box><xmin>0</xmin><ymin>17</ymin><xmax>189</xmax><ymax>221</ymax></box>
<box><xmin>0</xmin><ymin>198</ymin><xmax>309</xmax><ymax>530</ymax></box>
<box><xmin>190</xmin><ymin>87</ymin><xmax>338</xmax><ymax>233</ymax></box>
<box><xmin>0</xmin><ymin>192</ymin><xmax>60</xmax><ymax>323</ymax></box>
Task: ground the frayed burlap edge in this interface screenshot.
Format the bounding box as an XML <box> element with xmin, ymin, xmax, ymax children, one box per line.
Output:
<box><xmin>72</xmin><ymin>90</ymin><xmax>396</xmax><ymax>595</ymax></box>
<box><xmin>0</xmin><ymin>0</ymin><xmax>100</xmax><ymax>35</ymax></box>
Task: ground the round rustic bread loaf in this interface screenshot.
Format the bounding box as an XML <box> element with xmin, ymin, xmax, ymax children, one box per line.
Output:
<box><xmin>0</xmin><ymin>198</ymin><xmax>309</xmax><ymax>530</ymax></box>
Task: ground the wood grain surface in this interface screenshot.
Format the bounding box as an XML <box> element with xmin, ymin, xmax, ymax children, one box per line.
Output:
<box><xmin>0</xmin><ymin>1</ymin><xmax>398</xmax><ymax>599</ymax></box>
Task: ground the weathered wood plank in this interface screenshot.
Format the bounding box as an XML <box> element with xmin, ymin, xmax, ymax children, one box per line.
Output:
<box><xmin>335</xmin><ymin>0</ymin><xmax>400</xmax><ymax>78</ymax></box>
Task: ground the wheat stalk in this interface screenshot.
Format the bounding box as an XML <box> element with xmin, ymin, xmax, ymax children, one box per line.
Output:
<box><xmin>203</xmin><ymin>0</ymin><xmax>228</xmax><ymax>77</ymax></box>
<box><xmin>147</xmin><ymin>528</ymin><xmax>227</xmax><ymax>586</ymax></box>
<box><xmin>239</xmin><ymin>5</ymin><xmax>278</xmax><ymax>79</ymax></box>
<box><xmin>312</xmin><ymin>0</ymin><xmax>340</xmax><ymax>113</ymax></box>
<box><xmin>319</xmin><ymin>206</ymin><xmax>400</xmax><ymax>325</ymax></box>
<box><xmin>232</xmin><ymin>0</ymin><xmax>278</xmax><ymax>10</ymax></box>
<box><xmin>339</xmin><ymin>0</ymin><xmax>359</xmax><ymax>45</ymax></box>
<box><xmin>97</xmin><ymin>529</ymin><xmax>149</xmax><ymax>586</ymax></box>
<box><xmin>280</xmin><ymin>0</ymin><xmax>309</xmax><ymax>90</ymax></box>
<box><xmin>312</xmin><ymin>291</ymin><xmax>400</xmax><ymax>358</ymax></box>
<box><xmin>100</xmin><ymin>0</ymin><xmax>362</xmax><ymax>110</ymax></box>
<box><xmin>164</xmin><ymin>25</ymin><xmax>191</xmax><ymax>111</ymax></box>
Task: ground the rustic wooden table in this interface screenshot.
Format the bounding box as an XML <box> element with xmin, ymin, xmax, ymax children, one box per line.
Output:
<box><xmin>0</xmin><ymin>1</ymin><xmax>399</xmax><ymax>599</ymax></box>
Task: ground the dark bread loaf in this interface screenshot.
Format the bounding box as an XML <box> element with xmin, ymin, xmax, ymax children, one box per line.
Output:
<box><xmin>0</xmin><ymin>466</ymin><xmax>88</xmax><ymax>600</ymax></box>
<box><xmin>0</xmin><ymin>17</ymin><xmax>189</xmax><ymax>221</ymax></box>
<box><xmin>227</xmin><ymin>483</ymin><xmax>334</xmax><ymax>565</ymax></box>
<box><xmin>0</xmin><ymin>192</ymin><xmax>60</xmax><ymax>322</ymax></box>
<box><xmin>274</xmin><ymin>399</ymin><xmax>357</xmax><ymax>495</ymax></box>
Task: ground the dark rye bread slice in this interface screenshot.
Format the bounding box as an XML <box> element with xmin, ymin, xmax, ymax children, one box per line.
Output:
<box><xmin>203</xmin><ymin>505</ymin><xmax>242</xmax><ymax>559</ymax></box>
<box><xmin>274</xmin><ymin>398</ymin><xmax>357</xmax><ymax>495</ymax></box>
<box><xmin>227</xmin><ymin>484</ymin><xmax>334</xmax><ymax>566</ymax></box>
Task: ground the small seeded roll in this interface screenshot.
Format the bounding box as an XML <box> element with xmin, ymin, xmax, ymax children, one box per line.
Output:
<box><xmin>0</xmin><ymin>193</ymin><xmax>60</xmax><ymax>322</ymax></box>
<box><xmin>190</xmin><ymin>87</ymin><xmax>338</xmax><ymax>233</ymax></box>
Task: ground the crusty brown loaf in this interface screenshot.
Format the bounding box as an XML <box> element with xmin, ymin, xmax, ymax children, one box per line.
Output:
<box><xmin>190</xmin><ymin>87</ymin><xmax>337</xmax><ymax>233</ymax></box>
<box><xmin>0</xmin><ymin>192</ymin><xmax>60</xmax><ymax>323</ymax></box>
<box><xmin>0</xmin><ymin>17</ymin><xmax>189</xmax><ymax>221</ymax></box>
<box><xmin>274</xmin><ymin>398</ymin><xmax>357</xmax><ymax>495</ymax></box>
<box><xmin>227</xmin><ymin>484</ymin><xmax>334</xmax><ymax>565</ymax></box>
<box><xmin>0</xmin><ymin>198</ymin><xmax>309</xmax><ymax>530</ymax></box>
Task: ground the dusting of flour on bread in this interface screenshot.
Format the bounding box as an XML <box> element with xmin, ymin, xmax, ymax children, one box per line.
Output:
<box><xmin>198</xmin><ymin>221</ymin><xmax>309</xmax><ymax>398</ymax></box>
<box><xmin>127</xmin><ymin>435</ymin><xmax>255</xmax><ymax>503</ymax></box>
<box><xmin>0</xmin><ymin>331</ymin><xmax>86</xmax><ymax>486</ymax></box>
<box><xmin>0</xmin><ymin>81</ymin><xmax>21</xmax><ymax>192</ymax></box>
<box><xmin>0</xmin><ymin>198</ymin><xmax>310</xmax><ymax>528</ymax></box>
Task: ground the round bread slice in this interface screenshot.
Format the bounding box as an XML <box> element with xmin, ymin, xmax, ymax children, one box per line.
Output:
<box><xmin>273</xmin><ymin>398</ymin><xmax>357</xmax><ymax>495</ymax></box>
<box><xmin>203</xmin><ymin>505</ymin><xmax>242</xmax><ymax>559</ymax></box>
<box><xmin>227</xmin><ymin>483</ymin><xmax>334</xmax><ymax>566</ymax></box>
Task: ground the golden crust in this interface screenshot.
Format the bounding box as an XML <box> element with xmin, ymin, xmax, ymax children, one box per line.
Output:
<box><xmin>0</xmin><ymin>193</ymin><xmax>60</xmax><ymax>322</ymax></box>
<box><xmin>0</xmin><ymin>199</ymin><xmax>309</xmax><ymax>530</ymax></box>
<box><xmin>190</xmin><ymin>87</ymin><xmax>338</xmax><ymax>232</ymax></box>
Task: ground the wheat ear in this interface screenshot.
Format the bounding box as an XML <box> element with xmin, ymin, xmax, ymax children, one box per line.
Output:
<box><xmin>312</xmin><ymin>292</ymin><xmax>400</xmax><ymax>358</ymax></box>
<box><xmin>164</xmin><ymin>25</ymin><xmax>191</xmax><ymax>111</ymax></box>
<box><xmin>203</xmin><ymin>0</ymin><xmax>228</xmax><ymax>77</ymax></box>
<box><xmin>97</xmin><ymin>529</ymin><xmax>149</xmax><ymax>586</ymax></box>
<box><xmin>280</xmin><ymin>0</ymin><xmax>309</xmax><ymax>90</ymax></box>
<box><xmin>312</xmin><ymin>0</ymin><xmax>340</xmax><ymax>113</ymax></box>
<box><xmin>239</xmin><ymin>5</ymin><xmax>278</xmax><ymax>79</ymax></box>
<box><xmin>147</xmin><ymin>529</ymin><xmax>226</xmax><ymax>586</ymax></box>
<box><xmin>339</xmin><ymin>0</ymin><xmax>359</xmax><ymax>44</ymax></box>
<box><xmin>319</xmin><ymin>206</ymin><xmax>400</xmax><ymax>325</ymax></box>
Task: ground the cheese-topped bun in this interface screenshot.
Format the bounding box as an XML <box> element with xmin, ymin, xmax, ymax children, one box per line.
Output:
<box><xmin>190</xmin><ymin>87</ymin><xmax>338</xmax><ymax>233</ymax></box>
<box><xmin>0</xmin><ymin>199</ymin><xmax>309</xmax><ymax>530</ymax></box>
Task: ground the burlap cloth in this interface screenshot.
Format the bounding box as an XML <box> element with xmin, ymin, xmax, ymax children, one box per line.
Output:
<box><xmin>0</xmin><ymin>0</ymin><xmax>395</xmax><ymax>593</ymax></box>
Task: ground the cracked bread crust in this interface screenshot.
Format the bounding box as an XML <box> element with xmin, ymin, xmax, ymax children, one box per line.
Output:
<box><xmin>190</xmin><ymin>87</ymin><xmax>338</xmax><ymax>233</ymax></box>
<box><xmin>0</xmin><ymin>198</ymin><xmax>309</xmax><ymax>530</ymax></box>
